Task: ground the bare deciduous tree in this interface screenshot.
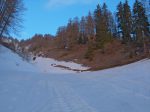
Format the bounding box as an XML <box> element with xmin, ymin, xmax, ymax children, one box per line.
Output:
<box><xmin>0</xmin><ymin>0</ymin><xmax>24</xmax><ymax>37</ymax></box>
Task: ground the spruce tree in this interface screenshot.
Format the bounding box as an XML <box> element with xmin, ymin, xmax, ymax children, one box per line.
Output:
<box><xmin>102</xmin><ymin>3</ymin><xmax>109</xmax><ymax>32</ymax></box>
<box><xmin>79</xmin><ymin>16</ymin><xmax>87</xmax><ymax>44</ymax></box>
<box><xmin>123</xmin><ymin>0</ymin><xmax>132</xmax><ymax>43</ymax></box>
<box><xmin>72</xmin><ymin>17</ymin><xmax>80</xmax><ymax>44</ymax></box>
<box><xmin>94</xmin><ymin>4</ymin><xmax>102</xmax><ymax>47</ymax></box>
<box><xmin>117</xmin><ymin>1</ymin><xmax>132</xmax><ymax>44</ymax></box>
<box><xmin>86</xmin><ymin>11</ymin><xmax>95</xmax><ymax>40</ymax></box>
<box><xmin>133</xmin><ymin>0</ymin><xmax>150</xmax><ymax>54</ymax></box>
<box><xmin>102</xmin><ymin>3</ymin><xmax>113</xmax><ymax>41</ymax></box>
<box><xmin>94</xmin><ymin>4</ymin><xmax>106</xmax><ymax>50</ymax></box>
<box><xmin>133</xmin><ymin>0</ymin><xmax>150</xmax><ymax>44</ymax></box>
<box><xmin>116</xmin><ymin>2</ymin><xmax>125</xmax><ymax>41</ymax></box>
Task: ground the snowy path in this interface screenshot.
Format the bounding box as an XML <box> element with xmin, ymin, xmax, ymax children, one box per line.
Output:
<box><xmin>0</xmin><ymin>71</ymin><xmax>98</xmax><ymax>112</ymax></box>
<box><xmin>44</xmin><ymin>82</ymin><xmax>97</xmax><ymax>112</ymax></box>
<box><xmin>1</xmin><ymin>69</ymin><xmax>150</xmax><ymax>112</ymax></box>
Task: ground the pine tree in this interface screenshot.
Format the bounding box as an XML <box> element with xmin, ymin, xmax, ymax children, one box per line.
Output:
<box><xmin>116</xmin><ymin>1</ymin><xmax>132</xmax><ymax>43</ymax></box>
<box><xmin>102</xmin><ymin>3</ymin><xmax>109</xmax><ymax>32</ymax></box>
<box><xmin>56</xmin><ymin>26</ymin><xmax>67</xmax><ymax>48</ymax></box>
<box><xmin>108</xmin><ymin>12</ymin><xmax>117</xmax><ymax>37</ymax></box>
<box><xmin>94</xmin><ymin>4</ymin><xmax>102</xmax><ymax>48</ymax></box>
<box><xmin>94</xmin><ymin>3</ymin><xmax>113</xmax><ymax>51</ymax></box>
<box><xmin>140</xmin><ymin>0</ymin><xmax>150</xmax><ymax>23</ymax></box>
<box><xmin>102</xmin><ymin>3</ymin><xmax>113</xmax><ymax>41</ymax></box>
<box><xmin>123</xmin><ymin>0</ymin><xmax>132</xmax><ymax>43</ymax></box>
<box><xmin>116</xmin><ymin>1</ymin><xmax>124</xmax><ymax>40</ymax></box>
<box><xmin>133</xmin><ymin>0</ymin><xmax>150</xmax><ymax>44</ymax></box>
<box><xmin>85</xmin><ymin>11</ymin><xmax>95</xmax><ymax>41</ymax></box>
<box><xmin>79</xmin><ymin>16</ymin><xmax>87</xmax><ymax>44</ymax></box>
<box><xmin>66</xmin><ymin>19</ymin><xmax>73</xmax><ymax>49</ymax></box>
<box><xmin>94</xmin><ymin>4</ymin><xmax>107</xmax><ymax>50</ymax></box>
<box><xmin>72</xmin><ymin>17</ymin><xmax>80</xmax><ymax>44</ymax></box>
<box><xmin>85</xmin><ymin>12</ymin><xmax>95</xmax><ymax>60</ymax></box>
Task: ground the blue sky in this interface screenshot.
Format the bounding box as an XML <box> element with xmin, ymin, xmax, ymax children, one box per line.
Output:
<box><xmin>18</xmin><ymin>0</ymin><xmax>134</xmax><ymax>39</ymax></box>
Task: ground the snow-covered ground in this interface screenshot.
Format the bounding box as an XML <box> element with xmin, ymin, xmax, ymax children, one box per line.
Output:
<box><xmin>0</xmin><ymin>45</ymin><xmax>150</xmax><ymax>112</ymax></box>
<box><xmin>32</xmin><ymin>57</ymin><xmax>89</xmax><ymax>73</ymax></box>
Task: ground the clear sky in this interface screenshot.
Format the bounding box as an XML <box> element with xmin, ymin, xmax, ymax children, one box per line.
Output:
<box><xmin>18</xmin><ymin>0</ymin><xmax>135</xmax><ymax>39</ymax></box>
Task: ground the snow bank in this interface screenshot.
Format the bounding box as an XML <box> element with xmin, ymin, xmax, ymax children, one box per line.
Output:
<box><xmin>31</xmin><ymin>57</ymin><xmax>90</xmax><ymax>73</ymax></box>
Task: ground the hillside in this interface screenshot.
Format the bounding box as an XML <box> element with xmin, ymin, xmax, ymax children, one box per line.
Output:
<box><xmin>0</xmin><ymin>45</ymin><xmax>150</xmax><ymax>112</ymax></box>
<box><xmin>20</xmin><ymin>38</ymin><xmax>148</xmax><ymax>70</ymax></box>
<box><xmin>0</xmin><ymin>45</ymin><xmax>88</xmax><ymax>73</ymax></box>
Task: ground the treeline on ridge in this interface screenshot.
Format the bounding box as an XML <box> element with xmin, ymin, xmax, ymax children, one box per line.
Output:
<box><xmin>7</xmin><ymin>0</ymin><xmax>150</xmax><ymax>62</ymax></box>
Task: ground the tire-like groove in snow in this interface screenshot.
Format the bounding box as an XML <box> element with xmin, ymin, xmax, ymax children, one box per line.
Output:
<box><xmin>30</xmin><ymin>79</ymin><xmax>98</xmax><ymax>112</ymax></box>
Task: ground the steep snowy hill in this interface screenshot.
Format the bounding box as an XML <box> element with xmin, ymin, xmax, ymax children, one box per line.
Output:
<box><xmin>0</xmin><ymin>45</ymin><xmax>150</xmax><ymax>112</ymax></box>
<box><xmin>0</xmin><ymin>45</ymin><xmax>89</xmax><ymax>73</ymax></box>
<box><xmin>0</xmin><ymin>45</ymin><xmax>37</xmax><ymax>72</ymax></box>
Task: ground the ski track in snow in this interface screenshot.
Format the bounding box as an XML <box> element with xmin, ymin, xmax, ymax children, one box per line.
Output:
<box><xmin>0</xmin><ymin>72</ymin><xmax>98</xmax><ymax>112</ymax></box>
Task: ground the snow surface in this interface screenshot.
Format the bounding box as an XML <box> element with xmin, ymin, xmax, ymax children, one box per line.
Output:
<box><xmin>32</xmin><ymin>57</ymin><xmax>89</xmax><ymax>73</ymax></box>
<box><xmin>0</xmin><ymin>45</ymin><xmax>150</xmax><ymax>112</ymax></box>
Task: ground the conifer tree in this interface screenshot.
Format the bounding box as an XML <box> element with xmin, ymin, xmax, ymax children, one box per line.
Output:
<box><xmin>94</xmin><ymin>3</ymin><xmax>113</xmax><ymax>50</ymax></box>
<box><xmin>117</xmin><ymin>1</ymin><xmax>132</xmax><ymax>43</ymax></box>
<box><xmin>72</xmin><ymin>17</ymin><xmax>80</xmax><ymax>44</ymax></box>
<box><xmin>102</xmin><ymin>3</ymin><xmax>113</xmax><ymax>41</ymax></box>
<box><xmin>116</xmin><ymin>1</ymin><xmax>124</xmax><ymax>40</ymax></box>
<box><xmin>94</xmin><ymin>4</ymin><xmax>106</xmax><ymax>49</ymax></box>
<box><xmin>86</xmin><ymin>11</ymin><xmax>95</xmax><ymax>40</ymax></box>
<box><xmin>133</xmin><ymin>0</ymin><xmax>150</xmax><ymax>54</ymax></box>
<box><xmin>79</xmin><ymin>16</ymin><xmax>87</xmax><ymax>44</ymax></box>
<box><xmin>123</xmin><ymin>0</ymin><xmax>132</xmax><ymax>43</ymax></box>
<box><xmin>133</xmin><ymin>0</ymin><xmax>150</xmax><ymax>44</ymax></box>
<box><xmin>94</xmin><ymin>4</ymin><xmax>102</xmax><ymax>46</ymax></box>
<box><xmin>102</xmin><ymin>3</ymin><xmax>109</xmax><ymax>32</ymax></box>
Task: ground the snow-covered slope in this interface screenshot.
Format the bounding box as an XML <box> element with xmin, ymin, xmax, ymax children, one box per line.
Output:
<box><xmin>0</xmin><ymin>45</ymin><xmax>150</xmax><ymax>112</ymax></box>
<box><xmin>0</xmin><ymin>45</ymin><xmax>37</xmax><ymax>72</ymax></box>
<box><xmin>0</xmin><ymin>45</ymin><xmax>88</xmax><ymax>74</ymax></box>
